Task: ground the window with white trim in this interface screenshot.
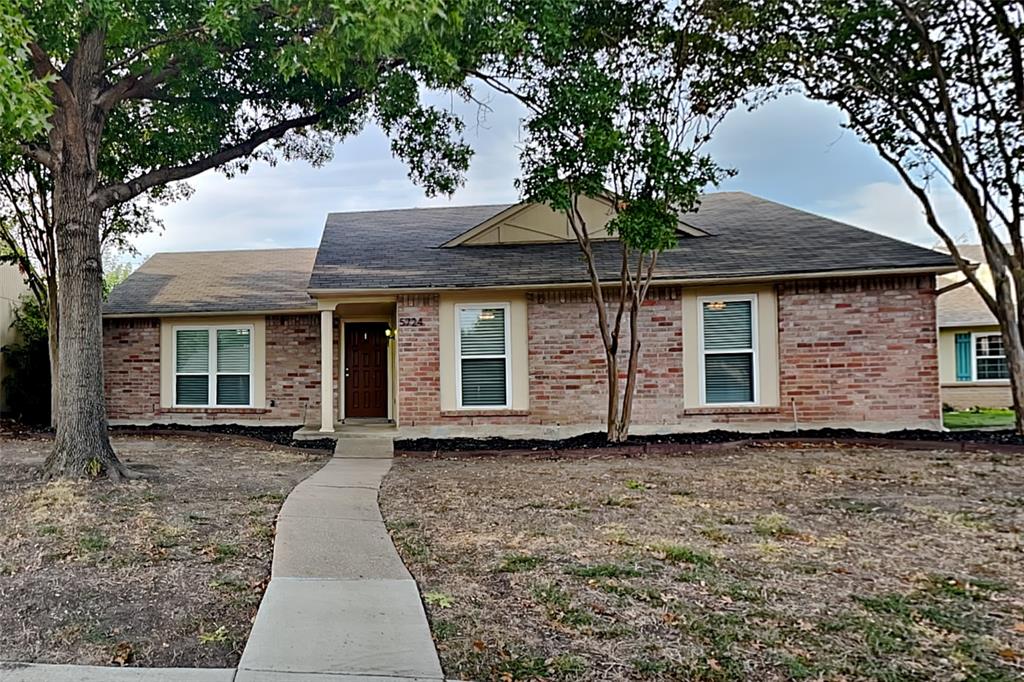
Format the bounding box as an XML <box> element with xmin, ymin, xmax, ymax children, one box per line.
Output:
<box><xmin>456</xmin><ymin>304</ymin><xmax>510</xmax><ymax>408</ymax></box>
<box><xmin>699</xmin><ymin>295</ymin><xmax>757</xmax><ymax>404</ymax></box>
<box><xmin>174</xmin><ymin>326</ymin><xmax>253</xmax><ymax>407</ymax></box>
<box><xmin>974</xmin><ymin>333</ymin><xmax>1009</xmax><ymax>381</ymax></box>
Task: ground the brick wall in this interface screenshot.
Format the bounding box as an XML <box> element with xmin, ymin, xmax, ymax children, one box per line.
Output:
<box><xmin>527</xmin><ymin>288</ymin><xmax>684</xmax><ymax>425</ymax></box>
<box><xmin>105</xmin><ymin>274</ymin><xmax>940</xmax><ymax>430</ymax></box>
<box><xmin>264</xmin><ymin>314</ymin><xmax>339</xmax><ymax>424</ymax></box>
<box><xmin>104</xmin><ymin>319</ymin><xmax>161</xmax><ymax>419</ymax></box>
<box><xmin>394</xmin><ymin>275</ymin><xmax>940</xmax><ymax>429</ymax></box>
<box><xmin>103</xmin><ymin>313</ymin><xmax>333</xmax><ymax>424</ymax></box>
<box><xmin>774</xmin><ymin>276</ymin><xmax>939</xmax><ymax>426</ymax></box>
<box><xmin>396</xmin><ymin>294</ymin><xmax>442</xmax><ymax>424</ymax></box>
<box><xmin>941</xmin><ymin>384</ymin><xmax>1012</xmax><ymax>411</ymax></box>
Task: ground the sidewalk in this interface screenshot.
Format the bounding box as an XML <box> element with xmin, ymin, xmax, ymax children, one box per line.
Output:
<box><xmin>235</xmin><ymin>436</ymin><xmax>445</xmax><ymax>682</ymax></box>
<box><xmin>0</xmin><ymin>436</ymin><xmax>442</xmax><ymax>682</ymax></box>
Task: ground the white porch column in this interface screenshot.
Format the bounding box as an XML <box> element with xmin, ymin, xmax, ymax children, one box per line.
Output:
<box><xmin>320</xmin><ymin>309</ymin><xmax>334</xmax><ymax>432</ymax></box>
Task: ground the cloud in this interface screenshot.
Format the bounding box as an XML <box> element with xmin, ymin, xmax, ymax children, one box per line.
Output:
<box><xmin>136</xmin><ymin>90</ymin><xmax>972</xmax><ymax>261</ymax></box>
<box><xmin>812</xmin><ymin>181</ymin><xmax>974</xmax><ymax>247</ymax></box>
<box><xmin>140</xmin><ymin>90</ymin><xmax>527</xmax><ymax>259</ymax></box>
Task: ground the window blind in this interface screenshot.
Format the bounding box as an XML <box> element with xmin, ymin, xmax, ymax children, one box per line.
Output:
<box><xmin>176</xmin><ymin>329</ymin><xmax>209</xmax><ymax>372</ymax></box>
<box><xmin>459</xmin><ymin>307</ymin><xmax>508</xmax><ymax>407</ymax></box>
<box><xmin>175</xmin><ymin>376</ymin><xmax>209</xmax><ymax>405</ymax></box>
<box><xmin>704</xmin><ymin>354</ymin><xmax>754</xmax><ymax>403</ymax></box>
<box><xmin>217</xmin><ymin>329</ymin><xmax>250</xmax><ymax>372</ymax></box>
<box><xmin>702</xmin><ymin>301</ymin><xmax>752</xmax><ymax>350</ymax></box>
<box><xmin>215</xmin><ymin>329</ymin><xmax>251</xmax><ymax>405</ymax></box>
<box><xmin>459</xmin><ymin>308</ymin><xmax>506</xmax><ymax>355</ymax></box>
<box><xmin>175</xmin><ymin>330</ymin><xmax>209</xmax><ymax>405</ymax></box>
<box><xmin>702</xmin><ymin>300</ymin><xmax>755</xmax><ymax>404</ymax></box>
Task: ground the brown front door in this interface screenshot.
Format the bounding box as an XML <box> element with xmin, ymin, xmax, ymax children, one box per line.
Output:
<box><xmin>344</xmin><ymin>322</ymin><xmax>389</xmax><ymax>418</ymax></box>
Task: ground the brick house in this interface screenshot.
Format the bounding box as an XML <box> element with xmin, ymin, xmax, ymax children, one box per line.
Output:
<box><xmin>103</xmin><ymin>192</ymin><xmax>956</xmax><ymax>437</ymax></box>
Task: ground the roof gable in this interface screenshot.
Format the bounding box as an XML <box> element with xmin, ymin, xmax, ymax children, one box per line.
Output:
<box><xmin>441</xmin><ymin>195</ymin><xmax>708</xmax><ymax>247</ymax></box>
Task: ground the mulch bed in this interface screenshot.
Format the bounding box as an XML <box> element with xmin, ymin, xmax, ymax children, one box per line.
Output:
<box><xmin>381</xmin><ymin>442</ymin><xmax>1024</xmax><ymax>681</ymax></box>
<box><xmin>395</xmin><ymin>427</ymin><xmax>1024</xmax><ymax>456</ymax></box>
<box><xmin>0</xmin><ymin>432</ymin><xmax>327</xmax><ymax>667</ymax></box>
<box><xmin>3</xmin><ymin>421</ymin><xmax>337</xmax><ymax>453</ymax></box>
<box><xmin>109</xmin><ymin>424</ymin><xmax>337</xmax><ymax>453</ymax></box>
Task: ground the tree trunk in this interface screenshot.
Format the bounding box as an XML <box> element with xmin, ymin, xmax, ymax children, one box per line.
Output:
<box><xmin>1007</xmin><ymin>343</ymin><xmax>1024</xmax><ymax>435</ymax></box>
<box><xmin>606</xmin><ymin>350</ymin><xmax>625</xmax><ymax>442</ymax></box>
<box><xmin>41</xmin><ymin>167</ymin><xmax>127</xmax><ymax>480</ymax></box>
<box><xmin>993</xmin><ymin>294</ymin><xmax>1024</xmax><ymax>435</ymax></box>
<box><xmin>46</xmin><ymin>274</ymin><xmax>59</xmax><ymax>429</ymax></box>
<box><xmin>616</xmin><ymin>300</ymin><xmax>642</xmax><ymax>442</ymax></box>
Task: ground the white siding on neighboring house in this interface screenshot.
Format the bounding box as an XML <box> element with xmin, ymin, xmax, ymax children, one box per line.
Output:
<box><xmin>0</xmin><ymin>264</ymin><xmax>30</xmax><ymax>413</ymax></box>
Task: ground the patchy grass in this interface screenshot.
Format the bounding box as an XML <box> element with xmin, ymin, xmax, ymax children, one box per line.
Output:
<box><xmin>944</xmin><ymin>407</ymin><xmax>1015</xmax><ymax>429</ymax></box>
<box><xmin>498</xmin><ymin>554</ymin><xmax>545</xmax><ymax>573</ymax></box>
<box><xmin>381</xmin><ymin>443</ymin><xmax>1024</xmax><ymax>681</ymax></box>
<box><xmin>0</xmin><ymin>432</ymin><xmax>325</xmax><ymax>667</ymax></box>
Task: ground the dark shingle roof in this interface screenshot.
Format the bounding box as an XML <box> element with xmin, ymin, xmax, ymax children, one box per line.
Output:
<box><xmin>309</xmin><ymin>192</ymin><xmax>955</xmax><ymax>291</ymax></box>
<box><xmin>105</xmin><ymin>248</ymin><xmax>317</xmax><ymax>315</ymax></box>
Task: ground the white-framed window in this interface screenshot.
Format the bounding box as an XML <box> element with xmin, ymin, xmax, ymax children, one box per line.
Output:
<box><xmin>698</xmin><ymin>294</ymin><xmax>758</xmax><ymax>405</ymax></box>
<box><xmin>973</xmin><ymin>332</ymin><xmax>1009</xmax><ymax>381</ymax></box>
<box><xmin>455</xmin><ymin>303</ymin><xmax>511</xmax><ymax>408</ymax></box>
<box><xmin>173</xmin><ymin>325</ymin><xmax>253</xmax><ymax>407</ymax></box>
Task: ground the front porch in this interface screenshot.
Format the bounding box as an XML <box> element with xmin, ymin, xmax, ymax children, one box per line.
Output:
<box><xmin>315</xmin><ymin>298</ymin><xmax>399</xmax><ymax>434</ymax></box>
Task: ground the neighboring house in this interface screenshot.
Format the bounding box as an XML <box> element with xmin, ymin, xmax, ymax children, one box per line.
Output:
<box><xmin>0</xmin><ymin>263</ymin><xmax>30</xmax><ymax>414</ymax></box>
<box><xmin>102</xmin><ymin>192</ymin><xmax>956</xmax><ymax>438</ymax></box>
<box><xmin>937</xmin><ymin>245</ymin><xmax>1012</xmax><ymax>410</ymax></box>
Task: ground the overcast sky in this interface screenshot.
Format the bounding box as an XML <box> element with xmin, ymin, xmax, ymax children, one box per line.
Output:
<box><xmin>133</xmin><ymin>91</ymin><xmax>972</xmax><ymax>261</ymax></box>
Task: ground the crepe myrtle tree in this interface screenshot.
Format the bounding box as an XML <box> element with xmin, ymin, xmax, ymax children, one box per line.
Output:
<box><xmin>737</xmin><ymin>0</ymin><xmax>1024</xmax><ymax>431</ymax></box>
<box><xmin>0</xmin><ymin>0</ymin><xmax>481</xmax><ymax>480</ymax></box>
<box><xmin>476</xmin><ymin>0</ymin><xmax>753</xmax><ymax>442</ymax></box>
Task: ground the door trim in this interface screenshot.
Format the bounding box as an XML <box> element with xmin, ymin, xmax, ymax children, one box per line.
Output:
<box><xmin>339</xmin><ymin>317</ymin><xmax>395</xmax><ymax>422</ymax></box>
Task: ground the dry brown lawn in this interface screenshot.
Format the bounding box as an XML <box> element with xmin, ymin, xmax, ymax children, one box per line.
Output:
<box><xmin>0</xmin><ymin>432</ymin><xmax>326</xmax><ymax>667</ymax></box>
<box><xmin>381</xmin><ymin>443</ymin><xmax>1024</xmax><ymax>682</ymax></box>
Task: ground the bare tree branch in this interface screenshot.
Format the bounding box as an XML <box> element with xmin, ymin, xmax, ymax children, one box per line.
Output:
<box><xmin>91</xmin><ymin>111</ymin><xmax>328</xmax><ymax>209</ymax></box>
<box><xmin>18</xmin><ymin>143</ymin><xmax>54</xmax><ymax>170</ymax></box>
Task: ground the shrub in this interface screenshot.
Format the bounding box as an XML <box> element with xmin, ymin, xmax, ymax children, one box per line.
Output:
<box><xmin>1</xmin><ymin>296</ymin><xmax>50</xmax><ymax>424</ymax></box>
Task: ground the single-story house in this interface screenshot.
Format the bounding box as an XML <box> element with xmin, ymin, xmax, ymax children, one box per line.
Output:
<box><xmin>103</xmin><ymin>192</ymin><xmax>956</xmax><ymax>438</ymax></box>
<box><xmin>936</xmin><ymin>245</ymin><xmax>1012</xmax><ymax>410</ymax></box>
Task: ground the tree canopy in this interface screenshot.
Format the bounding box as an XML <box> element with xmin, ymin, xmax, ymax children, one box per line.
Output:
<box><xmin>1</xmin><ymin>0</ymin><xmax>484</xmax><ymax>203</ymax></box>
<box><xmin>725</xmin><ymin>0</ymin><xmax>1024</xmax><ymax>430</ymax></box>
<box><xmin>474</xmin><ymin>0</ymin><xmax>760</xmax><ymax>439</ymax></box>
<box><xmin>0</xmin><ymin>0</ymin><xmax>496</xmax><ymax>479</ymax></box>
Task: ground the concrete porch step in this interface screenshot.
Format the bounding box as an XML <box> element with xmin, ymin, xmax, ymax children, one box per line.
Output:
<box><xmin>334</xmin><ymin>436</ymin><xmax>394</xmax><ymax>458</ymax></box>
<box><xmin>292</xmin><ymin>425</ymin><xmax>397</xmax><ymax>441</ymax></box>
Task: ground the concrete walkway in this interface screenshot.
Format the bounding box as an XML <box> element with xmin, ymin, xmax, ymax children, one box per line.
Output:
<box><xmin>235</xmin><ymin>435</ymin><xmax>445</xmax><ymax>682</ymax></box>
<box><xmin>0</xmin><ymin>664</ymin><xmax>233</xmax><ymax>681</ymax></box>
<box><xmin>0</xmin><ymin>436</ymin><xmax>440</xmax><ymax>682</ymax></box>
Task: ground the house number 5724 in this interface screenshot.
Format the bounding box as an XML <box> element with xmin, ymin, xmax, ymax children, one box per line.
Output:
<box><xmin>398</xmin><ymin>317</ymin><xmax>424</xmax><ymax>327</ymax></box>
